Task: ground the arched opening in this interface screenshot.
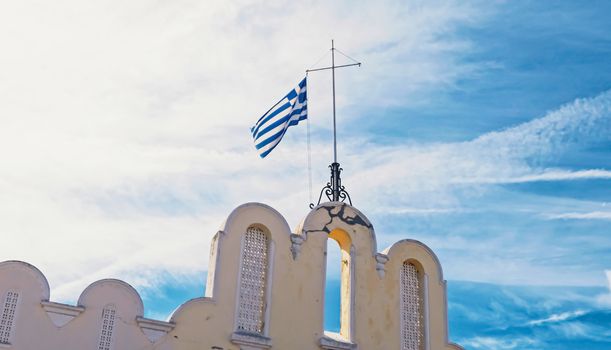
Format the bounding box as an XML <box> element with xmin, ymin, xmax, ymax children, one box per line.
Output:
<box><xmin>236</xmin><ymin>226</ymin><xmax>270</xmax><ymax>335</ymax></box>
<box><xmin>324</xmin><ymin>229</ymin><xmax>353</xmax><ymax>340</ymax></box>
<box><xmin>400</xmin><ymin>261</ymin><xmax>426</xmax><ymax>350</ymax></box>
<box><xmin>324</xmin><ymin>238</ymin><xmax>341</xmax><ymax>332</ymax></box>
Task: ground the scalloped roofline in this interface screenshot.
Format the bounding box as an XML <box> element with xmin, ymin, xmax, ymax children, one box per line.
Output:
<box><xmin>168</xmin><ymin>296</ymin><xmax>215</xmax><ymax>322</ymax></box>
<box><xmin>298</xmin><ymin>201</ymin><xmax>378</xmax><ymax>256</ymax></box>
<box><xmin>77</xmin><ymin>278</ymin><xmax>144</xmax><ymax>315</ymax></box>
<box><xmin>0</xmin><ymin>260</ymin><xmax>51</xmax><ymax>300</ymax></box>
<box><xmin>382</xmin><ymin>238</ymin><xmax>445</xmax><ymax>281</ymax></box>
<box><xmin>1</xmin><ymin>203</ymin><xmax>454</xmax><ymax>345</ymax></box>
<box><xmin>219</xmin><ymin>202</ymin><xmax>292</xmax><ymax>235</ymax></box>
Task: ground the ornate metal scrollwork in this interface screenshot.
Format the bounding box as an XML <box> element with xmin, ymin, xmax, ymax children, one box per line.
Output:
<box><xmin>310</xmin><ymin>162</ymin><xmax>352</xmax><ymax>209</ymax></box>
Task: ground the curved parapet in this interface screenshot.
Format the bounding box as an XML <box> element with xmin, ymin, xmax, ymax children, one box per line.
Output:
<box><xmin>448</xmin><ymin>342</ymin><xmax>466</xmax><ymax>350</ymax></box>
<box><xmin>219</xmin><ymin>202</ymin><xmax>292</xmax><ymax>237</ymax></box>
<box><xmin>296</xmin><ymin>202</ymin><xmax>378</xmax><ymax>256</ymax></box>
<box><xmin>382</xmin><ymin>238</ymin><xmax>445</xmax><ymax>282</ymax></box>
<box><xmin>381</xmin><ymin>239</ymin><xmax>462</xmax><ymax>350</ymax></box>
<box><xmin>168</xmin><ymin>296</ymin><xmax>215</xmax><ymax>323</ymax></box>
<box><xmin>0</xmin><ymin>262</ymin><xmax>157</xmax><ymax>349</ymax></box>
<box><xmin>78</xmin><ymin>278</ymin><xmax>144</xmax><ymax>318</ymax></box>
<box><xmin>0</xmin><ymin>202</ymin><xmax>464</xmax><ymax>349</ymax></box>
<box><xmin>206</xmin><ymin>202</ymin><xmax>292</xmax><ymax>299</ymax></box>
<box><xmin>0</xmin><ymin>260</ymin><xmax>51</xmax><ymax>301</ymax></box>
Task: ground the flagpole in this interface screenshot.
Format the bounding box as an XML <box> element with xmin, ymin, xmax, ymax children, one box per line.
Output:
<box><xmin>330</xmin><ymin>40</ymin><xmax>341</xmax><ymax>203</ymax></box>
<box><xmin>306</xmin><ymin>40</ymin><xmax>360</xmax><ymax>208</ymax></box>
<box><xmin>332</xmin><ymin>39</ymin><xmax>337</xmax><ymax>164</ymax></box>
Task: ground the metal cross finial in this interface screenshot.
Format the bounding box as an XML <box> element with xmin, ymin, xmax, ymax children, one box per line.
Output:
<box><xmin>307</xmin><ymin>40</ymin><xmax>360</xmax><ymax>208</ymax></box>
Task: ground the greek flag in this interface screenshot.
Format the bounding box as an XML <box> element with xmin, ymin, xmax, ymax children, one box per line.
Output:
<box><xmin>251</xmin><ymin>78</ymin><xmax>307</xmax><ymax>158</ymax></box>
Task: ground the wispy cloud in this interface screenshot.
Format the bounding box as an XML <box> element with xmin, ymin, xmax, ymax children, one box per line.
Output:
<box><xmin>1</xmin><ymin>0</ymin><xmax>611</xmax><ymax>303</ymax></box>
<box><xmin>457</xmin><ymin>169</ymin><xmax>611</xmax><ymax>184</ymax></box>
<box><xmin>348</xmin><ymin>89</ymin><xmax>611</xmax><ymax>215</ymax></box>
<box><xmin>469</xmin><ymin>90</ymin><xmax>611</xmax><ymax>160</ymax></box>
<box><xmin>379</xmin><ymin>207</ymin><xmax>462</xmax><ymax>215</ymax></box>
<box><xmin>350</xmin><ymin>90</ymin><xmax>611</xmax><ymax>287</ymax></box>
<box><xmin>0</xmin><ymin>0</ymin><xmax>493</xmax><ymax>301</ymax></box>
<box><xmin>528</xmin><ymin>310</ymin><xmax>587</xmax><ymax>326</ymax></box>
<box><xmin>546</xmin><ymin>211</ymin><xmax>611</xmax><ymax>220</ymax></box>
<box><xmin>461</xmin><ymin>336</ymin><xmax>538</xmax><ymax>350</ymax></box>
<box><xmin>596</xmin><ymin>270</ymin><xmax>611</xmax><ymax>307</ymax></box>
<box><xmin>449</xmin><ymin>280</ymin><xmax>611</xmax><ymax>349</ymax></box>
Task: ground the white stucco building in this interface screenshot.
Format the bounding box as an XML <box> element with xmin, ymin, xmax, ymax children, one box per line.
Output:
<box><xmin>0</xmin><ymin>202</ymin><xmax>463</xmax><ymax>349</ymax></box>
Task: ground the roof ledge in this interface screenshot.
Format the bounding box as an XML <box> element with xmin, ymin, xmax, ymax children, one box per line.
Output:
<box><xmin>320</xmin><ymin>332</ymin><xmax>357</xmax><ymax>350</ymax></box>
<box><xmin>230</xmin><ymin>331</ymin><xmax>272</xmax><ymax>349</ymax></box>
<box><xmin>136</xmin><ymin>316</ymin><xmax>175</xmax><ymax>343</ymax></box>
<box><xmin>41</xmin><ymin>301</ymin><xmax>85</xmax><ymax>328</ymax></box>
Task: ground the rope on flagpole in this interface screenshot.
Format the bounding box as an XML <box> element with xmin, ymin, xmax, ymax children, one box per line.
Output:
<box><xmin>334</xmin><ymin>47</ymin><xmax>360</xmax><ymax>65</ymax></box>
<box><xmin>306</xmin><ymin>72</ymin><xmax>313</xmax><ymax>206</ymax></box>
<box><xmin>309</xmin><ymin>50</ymin><xmax>331</xmax><ymax>70</ymax></box>
<box><xmin>304</xmin><ymin>49</ymin><xmax>330</xmax><ymax>208</ymax></box>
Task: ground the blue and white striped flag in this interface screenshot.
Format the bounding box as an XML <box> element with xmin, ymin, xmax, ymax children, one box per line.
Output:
<box><xmin>251</xmin><ymin>77</ymin><xmax>307</xmax><ymax>158</ymax></box>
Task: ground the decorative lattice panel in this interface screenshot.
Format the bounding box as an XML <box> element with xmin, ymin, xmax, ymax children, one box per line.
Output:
<box><xmin>236</xmin><ymin>226</ymin><xmax>269</xmax><ymax>333</ymax></box>
<box><xmin>0</xmin><ymin>291</ymin><xmax>19</xmax><ymax>344</ymax></box>
<box><xmin>400</xmin><ymin>262</ymin><xmax>423</xmax><ymax>350</ymax></box>
<box><xmin>98</xmin><ymin>305</ymin><xmax>116</xmax><ymax>350</ymax></box>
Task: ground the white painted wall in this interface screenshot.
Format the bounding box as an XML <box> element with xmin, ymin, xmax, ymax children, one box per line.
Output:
<box><xmin>0</xmin><ymin>202</ymin><xmax>463</xmax><ymax>350</ymax></box>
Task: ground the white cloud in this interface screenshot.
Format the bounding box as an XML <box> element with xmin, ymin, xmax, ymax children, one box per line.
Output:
<box><xmin>470</xmin><ymin>90</ymin><xmax>611</xmax><ymax>159</ymax></box>
<box><xmin>527</xmin><ymin>310</ymin><xmax>587</xmax><ymax>326</ymax></box>
<box><xmin>457</xmin><ymin>169</ymin><xmax>611</xmax><ymax>184</ymax></box>
<box><xmin>342</xmin><ymin>90</ymin><xmax>611</xmax><ymax>221</ymax></box>
<box><xmin>0</xmin><ymin>0</ymin><xmax>491</xmax><ymax>301</ymax></box>
<box><xmin>546</xmin><ymin>211</ymin><xmax>611</xmax><ymax>220</ymax></box>
<box><xmin>1</xmin><ymin>0</ymin><xmax>610</xmax><ymax>303</ymax></box>
<box><xmin>343</xmin><ymin>90</ymin><xmax>611</xmax><ymax>287</ymax></box>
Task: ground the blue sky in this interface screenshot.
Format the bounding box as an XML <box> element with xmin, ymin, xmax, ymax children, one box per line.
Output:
<box><xmin>1</xmin><ymin>1</ymin><xmax>610</xmax><ymax>349</ymax></box>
